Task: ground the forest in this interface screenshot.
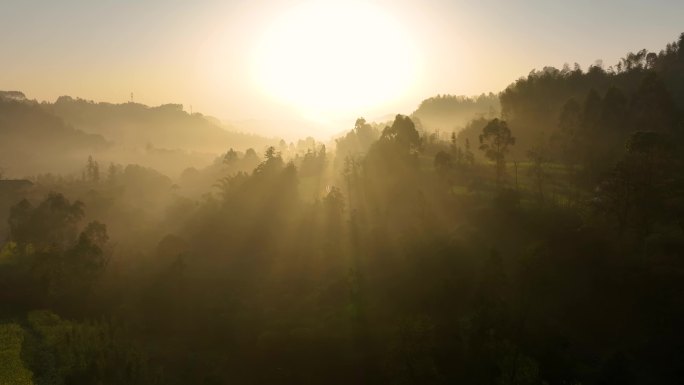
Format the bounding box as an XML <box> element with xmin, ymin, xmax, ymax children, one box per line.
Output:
<box><xmin>1</xmin><ymin>32</ymin><xmax>684</xmax><ymax>385</ymax></box>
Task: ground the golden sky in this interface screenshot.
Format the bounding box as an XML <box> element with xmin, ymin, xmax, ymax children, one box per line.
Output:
<box><xmin>2</xmin><ymin>0</ymin><xmax>682</xmax><ymax>138</ymax></box>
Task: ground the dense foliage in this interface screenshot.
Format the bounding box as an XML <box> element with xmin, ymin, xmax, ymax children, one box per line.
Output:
<box><xmin>1</xmin><ymin>32</ymin><xmax>684</xmax><ymax>385</ymax></box>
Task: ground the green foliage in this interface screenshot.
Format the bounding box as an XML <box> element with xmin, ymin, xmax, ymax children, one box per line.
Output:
<box><xmin>3</xmin><ymin>194</ymin><xmax>109</xmax><ymax>307</ymax></box>
<box><xmin>21</xmin><ymin>311</ymin><xmax>158</xmax><ymax>385</ymax></box>
<box><xmin>0</xmin><ymin>241</ymin><xmax>19</xmax><ymax>265</ymax></box>
<box><xmin>0</xmin><ymin>323</ymin><xmax>34</xmax><ymax>385</ymax></box>
<box><xmin>9</xmin><ymin>193</ymin><xmax>84</xmax><ymax>251</ymax></box>
<box><xmin>1</xmin><ymin>29</ymin><xmax>684</xmax><ymax>385</ymax></box>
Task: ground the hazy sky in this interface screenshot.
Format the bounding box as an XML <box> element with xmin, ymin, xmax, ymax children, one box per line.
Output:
<box><xmin>2</xmin><ymin>0</ymin><xmax>683</xmax><ymax>138</ymax></box>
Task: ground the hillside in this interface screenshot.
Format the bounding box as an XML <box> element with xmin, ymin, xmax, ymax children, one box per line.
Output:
<box><xmin>47</xmin><ymin>96</ymin><xmax>277</xmax><ymax>153</ymax></box>
<box><xmin>0</xmin><ymin>93</ymin><xmax>109</xmax><ymax>177</ymax></box>
<box><xmin>493</xmin><ymin>33</ymin><xmax>684</xmax><ymax>159</ymax></box>
<box><xmin>0</xmin><ymin>93</ymin><xmax>280</xmax><ymax>178</ymax></box>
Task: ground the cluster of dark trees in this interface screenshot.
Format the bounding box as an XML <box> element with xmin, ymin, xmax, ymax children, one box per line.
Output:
<box><xmin>1</xmin><ymin>33</ymin><xmax>684</xmax><ymax>385</ymax></box>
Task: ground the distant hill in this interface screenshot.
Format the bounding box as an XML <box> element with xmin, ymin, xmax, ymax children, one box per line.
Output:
<box><xmin>0</xmin><ymin>93</ymin><xmax>280</xmax><ymax>178</ymax></box>
<box><xmin>0</xmin><ymin>96</ymin><xmax>109</xmax><ymax>177</ymax></box>
<box><xmin>47</xmin><ymin>96</ymin><xmax>277</xmax><ymax>153</ymax></box>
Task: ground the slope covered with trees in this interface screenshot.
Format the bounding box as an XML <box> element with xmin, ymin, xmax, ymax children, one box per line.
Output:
<box><xmin>497</xmin><ymin>33</ymin><xmax>684</xmax><ymax>159</ymax></box>
<box><xmin>0</xmin><ymin>93</ymin><xmax>280</xmax><ymax>178</ymax></box>
<box><xmin>1</xmin><ymin>32</ymin><xmax>684</xmax><ymax>385</ymax></box>
<box><xmin>48</xmin><ymin>96</ymin><xmax>276</xmax><ymax>153</ymax></box>
<box><xmin>0</xmin><ymin>93</ymin><xmax>109</xmax><ymax>177</ymax></box>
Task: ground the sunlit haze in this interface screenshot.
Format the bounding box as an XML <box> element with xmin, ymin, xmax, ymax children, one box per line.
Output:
<box><xmin>3</xmin><ymin>1</ymin><xmax>684</xmax><ymax>383</ymax></box>
<box><xmin>2</xmin><ymin>0</ymin><xmax>683</xmax><ymax>138</ymax></box>
<box><xmin>252</xmin><ymin>1</ymin><xmax>419</xmax><ymax>123</ymax></box>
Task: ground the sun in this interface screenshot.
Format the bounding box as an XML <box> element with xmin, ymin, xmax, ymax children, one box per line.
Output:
<box><xmin>252</xmin><ymin>1</ymin><xmax>419</xmax><ymax>121</ymax></box>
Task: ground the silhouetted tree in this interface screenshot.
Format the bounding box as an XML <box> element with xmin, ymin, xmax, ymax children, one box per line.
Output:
<box><xmin>223</xmin><ymin>148</ymin><xmax>238</xmax><ymax>164</ymax></box>
<box><xmin>479</xmin><ymin>119</ymin><xmax>515</xmax><ymax>187</ymax></box>
<box><xmin>379</xmin><ymin>115</ymin><xmax>421</xmax><ymax>152</ymax></box>
<box><xmin>86</xmin><ymin>155</ymin><xmax>100</xmax><ymax>183</ymax></box>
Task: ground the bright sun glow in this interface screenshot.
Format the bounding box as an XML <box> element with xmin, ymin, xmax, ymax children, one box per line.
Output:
<box><xmin>252</xmin><ymin>1</ymin><xmax>419</xmax><ymax>121</ymax></box>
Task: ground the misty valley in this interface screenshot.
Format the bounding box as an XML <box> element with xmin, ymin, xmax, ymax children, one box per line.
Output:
<box><xmin>2</xmin><ymin>5</ymin><xmax>684</xmax><ymax>384</ymax></box>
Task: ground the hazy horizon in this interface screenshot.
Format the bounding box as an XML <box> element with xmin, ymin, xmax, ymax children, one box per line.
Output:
<box><xmin>3</xmin><ymin>2</ymin><xmax>684</xmax><ymax>384</ymax></box>
<box><xmin>3</xmin><ymin>0</ymin><xmax>683</xmax><ymax>139</ymax></box>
